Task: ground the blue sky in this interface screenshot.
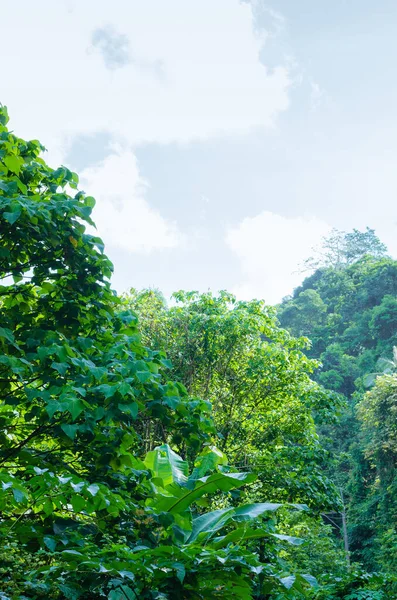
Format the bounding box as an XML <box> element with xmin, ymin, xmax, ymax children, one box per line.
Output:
<box><xmin>3</xmin><ymin>0</ymin><xmax>397</xmax><ymax>303</ymax></box>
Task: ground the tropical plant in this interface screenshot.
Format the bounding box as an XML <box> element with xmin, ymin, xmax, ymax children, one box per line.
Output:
<box><xmin>124</xmin><ymin>289</ymin><xmax>342</xmax><ymax>511</ymax></box>
<box><xmin>278</xmin><ymin>246</ymin><xmax>397</xmax><ymax>589</ymax></box>
<box><xmin>363</xmin><ymin>346</ymin><xmax>397</xmax><ymax>387</ymax></box>
<box><xmin>0</xmin><ymin>104</ymin><xmax>323</xmax><ymax>599</ymax></box>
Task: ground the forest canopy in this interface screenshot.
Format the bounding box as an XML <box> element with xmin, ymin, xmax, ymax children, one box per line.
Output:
<box><xmin>279</xmin><ymin>229</ymin><xmax>397</xmax><ymax>593</ymax></box>
<box><xmin>0</xmin><ymin>105</ymin><xmax>396</xmax><ymax>599</ymax></box>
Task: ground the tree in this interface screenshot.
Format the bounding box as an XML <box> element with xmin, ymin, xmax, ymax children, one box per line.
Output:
<box><xmin>344</xmin><ymin>228</ymin><xmax>388</xmax><ymax>265</ymax></box>
<box><xmin>279</xmin><ymin>249</ymin><xmax>397</xmax><ymax>589</ymax></box>
<box><xmin>278</xmin><ymin>290</ymin><xmax>327</xmax><ymax>339</ymax></box>
<box><xmin>0</xmin><ymin>105</ymin><xmax>322</xmax><ymax>599</ymax></box>
<box><xmin>301</xmin><ymin>228</ymin><xmax>388</xmax><ymax>272</ymax></box>
<box><xmin>353</xmin><ymin>374</ymin><xmax>397</xmax><ymax>585</ymax></box>
<box><xmin>124</xmin><ymin>289</ymin><xmax>341</xmax><ymax>511</ymax></box>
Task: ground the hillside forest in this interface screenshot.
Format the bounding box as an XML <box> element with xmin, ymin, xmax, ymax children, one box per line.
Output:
<box><xmin>0</xmin><ymin>105</ymin><xmax>396</xmax><ymax>598</ymax></box>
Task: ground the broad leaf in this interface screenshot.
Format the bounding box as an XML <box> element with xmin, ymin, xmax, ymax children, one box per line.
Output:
<box><xmin>154</xmin><ymin>471</ymin><xmax>256</xmax><ymax>514</ymax></box>
<box><xmin>144</xmin><ymin>444</ymin><xmax>188</xmax><ymax>487</ymax></box>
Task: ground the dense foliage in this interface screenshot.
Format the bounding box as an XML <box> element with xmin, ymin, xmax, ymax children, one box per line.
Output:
<box><xmin>1</xmin><ymin>106</ymin><xmax>395</xmax><ymax>598</ymax></box>
<box><xmin>123</xmin><ymin>289</ymin><xmax>340</xmax><ymax>509</ymax></box>
<box><xmin>0</xmin><ymin>105</ymin><xmax>337</xmax><ymax>599</ymax></box>
<box><xmin>278</xmin><ymin>231</ymin><xmax>397</xmax><ymax>594</ymax></box>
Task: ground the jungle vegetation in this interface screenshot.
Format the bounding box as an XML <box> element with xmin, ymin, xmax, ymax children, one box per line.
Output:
<box><xmin>0</xmin><ymin>105</ymin><xmax>396</xmax><ymax>598</ymax></box>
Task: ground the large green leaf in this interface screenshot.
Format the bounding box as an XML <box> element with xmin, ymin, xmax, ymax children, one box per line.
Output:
<box><xmin>212</xmin><ymin>526</ymin><xmax>272</xmax><ymax>549</ymax></box>
<box><xmin>153</xmin><ymin>471</ymin><xmax>256</xmax><ymax>514</ymax></box>
<box><xmin>188</xmin><ymin>445</ymin><xmax>228</xmax><ymax>482</ymax></box>
<box><xmin>232</xmin><ymin>502</ymin><xmax>284</xmax><ymax>521</ymax></box>
<box><xmin>212</xmin><ymin>527</ymin><xmax>303</xmax><ymax>549</ymax></box>
<box><xmin>187</xmin><ymin>507</ymin><xmax>236</xmax><ymax>542</ymax></box>
<box><xmin>188</xmin><ymin>503</ymin><xmax>296</xmax><ymax>545</ymax></box>
<box><xmin>144</xmin><ymin>444</ymin><xmax>188</xmax><ymax>487</ymax></box>
<box><xmin>4</xmin><ymin>154</ymin><xmax>23</xmax><ymax>175</ymax></box>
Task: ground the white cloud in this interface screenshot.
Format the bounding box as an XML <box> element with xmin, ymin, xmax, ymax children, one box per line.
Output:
<box><xmin>0</xmin><ymin>0</ymin><xmax>292</xmax><ymax>266</ymax></box>
<box><xmin>80</xmin><ymin>151</ymin><xmax>181</xmax><ymax>253</ymax></box>
<box><xmin>225</xmin><ymin>211</ymin><xmax>331</xmax><ymax>304</ymax></box>
<box><xmin>1</xmin><ymin>0</ymin><xmax>291</xmax><ymax>151</ymax></box>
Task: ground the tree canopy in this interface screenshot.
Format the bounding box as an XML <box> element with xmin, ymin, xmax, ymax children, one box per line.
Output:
<box><xmin>279</xmin><ymin>235</ymin><xmax>397</xmax><ymax>595</ymax></box>
<box><xmin>1</xmin><ymin>105</ymin><xmax>395</xmax><ymax>598</ymax></box>
<box><xmin>0</xmin><ymin>105</ymin><xmax>340</xmax><ymax>599</ymax></box>
<box><xmin>124</xmin><ymin>289</ymin><xmax>341</xmax><ymax>510</ymax></box>
<box><xmin>300</xmin><ymin>228</ymin><xmax>388</xmax><ymax>273</ymax></box>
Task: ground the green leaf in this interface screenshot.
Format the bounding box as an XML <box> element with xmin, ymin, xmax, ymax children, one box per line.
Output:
<box><xmin>144</xmin><ymin>444</ymin><xmax>188</xmax><ymax>487</ymax></box>
<box><xmin>61</xmin><ymin>423</ymin><xmax>78</xmax><ymax>439</ymax></box>
<box><xmin>42</xmin><ymin>498</ymin><xmax>54</xmax><ymax>516</ymax></box>
<box><xmin>87</xmin><ymin>483</ymin><xmax>100</xmax><ymax>496</ymax></box>
<box><xmin>188</xmin><ymin>507</ymin><xmax>235</xmax><ymax>542</ymax></box>
<box><xmin>173</xmin><ymin>562</ymin><xmax>185</xmax><ymax>583</ymax></box>
<box><xmin>58</xmin><ymin>583</ymin><xmax>83</xmax><ymax>600</ymax></box>
<box><xmin>119</xmin><ymin>402</ymin><xmax>138</xmax><ymax>418</ymax></box>
<box><xmin>233</xmin><ymin>502</ymin><xmax>284</xmax><ymax>521</ymax></box>
<box><xmin>160</xmin><ymin>359</ymin><xmax>173</xmax><ymax>369</ymax></box>
<box><xmin>12</xmin><ymin>485</ymin><xmax>27</xmax><ymax>503</ymax></box>
<box><xmin>51</xmin><ymin>361</ymin><xmax>68</xmax><ymax>376</ymax></box>
<box><xmin>154</xmin><ymin>471</ymin><xmax>256</xmax><ymax>514</ymax></box>
<box><xmin>213</xmin><ymin>527</ymin><xmax>275</xmax><ymax>549</ymax></box>
<box><xmin>16</xmin><ymin>178</ymin><xmax>27</xmax><ymax>194</ymax></box>
<box><xmin>0</xmin><ymin>105</ymin><xmax>9</xmax><ymax>125</ymax></box>
<box><xmin>280</xmin><ymin>575</ymin><xmax>296</xmax><ymax>589</ymax></box>
<box><xmin>90</xmin><ymin>366</ymin><xmax>107</xmax><ymax>381</ymax></box>
<box><xmin>162</xmin><ymin>396</ymin><xmax>180</xmax><ymax>409</ymax></box>
<box><xmin>65</xmin><ymin>397</ymin><xmax>85</xmax><ymax>420</ymax></box>
<box><xmin>301</xmin><ymin>574</ymin><xmax>319</xmax><ymax>588</ymax></box>
<box><xmin>108</xmin><ymin>587</ymin><xmax>136</xmax><ymax>600</ymax></box>
<box><xmin>0</xmin><ymin>327</ymin><xmax>14</xmax><ymax>344</ymax></box>
<box><xmin>136</xmin><ymin>370</ymin><xmax>152</xmax><ymax>383</ymax></box>
<box><xmin>118</xmin><ymin>381</ymin><xmax>131</xmax><ymax>396</ymax></box>
<box><xmin>97</xmin><ymin>383</ymin><xmax>117</xmax><ymax>399</ymax></box>
<box><xmin>4</xmin><ymin>154</ymin><xmax>23</xmax><ymax>175</ymax></box>
<box><xmin>118</xmin><ymin>571</ymin><xmax>135</xmax><ymax>581</ymax></box>
<box><xmin>46</xmin><ymin>400</ymin><xmax>69</xmax><ymax>418</ymax></box>
<box><xmin>71</xmin><ymin>495</ymin><xmax>86</xmax><ymax>513</ymax></box>
<box><xmin>189</xmin><ymin>446</ymin><xmax>228</xmax><ymax>481</ymax></box>
<box><xmin>3</xmin><ymin>209</ymin><xmax>21</xmax><ymax>225</ymax></box>
<box><xmin>271</xmin><ymin>533</ymin><xmax>304</xmax><ymax>545</ymax></box>
<box><xmin>61</xmin><ymin>550</ymin><xmax>83</xmax><ymax>558</ymax></box>
<box><xmin>70</xmin><ymin>481</ymin><xmax>85</xmax><ymax>492</ymax></box>
<box><xmin>91</xmin><ymin>236</ymin><xmax>105</xmax><ymax>253</ymax></box>
<box><xmin>43</xmin><ymin>536</ymin><xmax>57</xmax><ymax>552</ymax></box>
<box><xmin>84</xmin><ymin>196</ymin><xmax>96</xmax><ymax>208</ymax></box>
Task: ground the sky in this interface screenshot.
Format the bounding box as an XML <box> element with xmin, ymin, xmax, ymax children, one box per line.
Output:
<box><xmin>2</xmin><ymin>0</ymin><xmax>397</xmax><ymax>304</ymax></box>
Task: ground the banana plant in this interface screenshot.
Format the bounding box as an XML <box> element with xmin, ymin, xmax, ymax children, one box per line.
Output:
<box><xmin>28</xmin><ymin>443</ymin><xmax>318</xmax><ymax>599</ymax></box>
<box><xmin>363</xmin><ymin>346</ymin><xmax>397</xmax><ymax>387</ymax></box>
<box><xmin>143</xmin><ymin>444</ymin><xmax>305</xmax><ymax>544</ymax></box>
<box><xmin>139</xmin><ymin>444</ymin><xmax>317</xmax><ymax>597</ymax></box>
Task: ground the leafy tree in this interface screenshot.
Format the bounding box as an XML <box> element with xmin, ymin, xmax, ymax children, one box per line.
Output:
<box><xmin>301</xmin><ymin>228</ymin><xmax>387</xmax><ymax>273</ymax></box>
<box><xmin>278</xmin><ymin>290</ymin><xmax>327</xmax><ymax>339</ymax></box>
<box><xmin>343</xmin><ymin>229</ymin><xmax>388</xmax><ymax>265</ymax></box>
<box><xmin>124</xmin><ymin>289</ymin><xmax>341</xmax><ymax>511</ymax></box>
<box><xmin>369</xmin><ymin>295</ymin><xmax>397</xmax><ymax>344</ymax></box>
<box><xmin>0</xmin><ymin>105</ymin><xmax>324</xmax><ymax>599</ymax></box>
<box><xmin>124</xmin><ymin>291</ymin><xmax>352</xmax><ymax>589</ymax></box>
<box><xmin>355</xmin><ymin>375</ymin><xmax>397</xmax><ymax>566</ymax></box>
<box><xmin>278</xmin><ymin>248</ymin><xmax>397</xmax><ymax>590</ymax></box>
